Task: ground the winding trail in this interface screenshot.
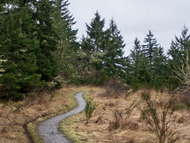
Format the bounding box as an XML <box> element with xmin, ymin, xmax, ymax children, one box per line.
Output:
<box><xmin>38</xmin><ymin>92</ymin><xmax>86</xmax><ymax>143</ymax></box>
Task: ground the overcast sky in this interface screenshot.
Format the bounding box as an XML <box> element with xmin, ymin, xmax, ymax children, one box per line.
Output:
<box><xmin>68</xmin><ymin>0</ymin><xmax>190</xmax><ymax>57</ymax></box>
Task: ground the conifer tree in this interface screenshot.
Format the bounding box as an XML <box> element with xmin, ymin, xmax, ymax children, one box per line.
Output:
<box><xmin>167</xmin><ymin>26</ymin><xmax>190</xmax><ymax>88</ymax></box>
<box><xmin>153</xmin><ymin>46</ymin><xmax>166</xmax><ymax>76</ymax></box>
<box><xmin>103</xmin><ymin>18</ymin><xmax>129</xmax><ymax>78</ymax></box>
<box><xmin>130</xmin><ymin>37</ymin><xmax>143</xmax><ymax>76</ymax></box>
<box><xmin>60</xmin><ymin>0</ymin><xmax>78</xmax><ymax>44</ymax></box>
<box><xmin>31</xmin><ymin>0</ymin><xmax>59</xmax><ymax>81</ymax></box>
<box><xmin>168</xmin><ymin>26</ymin><xmax>190</xmax><ymax>68</ymax></box>
<box><xmin>81</xmin><ymin>12</ymin><xmax>106</xmax><ymax>76</ymax></box>
<box><xmin>142</xmin><ymin>30</ymin><xmax>159</xmax><ymax>71</ymax></box>
<box><xmin>0</xmin><ymin>2</ymin><xmax>44</xmax><ymax>99</ymax></box>
<box><xmin>52</xmin><ymin>0</ymin><xmax>79</xmax><ymax>80</ymax></box>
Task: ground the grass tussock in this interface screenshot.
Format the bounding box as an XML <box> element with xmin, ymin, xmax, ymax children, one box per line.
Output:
<box><xmin>85</xmin><ymin>97</ymin><xmax>98</xmax><ymax>122</ymax></box>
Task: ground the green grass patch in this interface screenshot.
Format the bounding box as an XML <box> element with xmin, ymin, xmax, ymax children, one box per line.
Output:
<box><xmin>173</xmin><ymin>104</ymin><xmax>190</xmax><ymax>111</ymax></box>
<box><xmin>60</xmin><ymin>92</ymin><xmax>92</xmax><ymax>143</ymax></box>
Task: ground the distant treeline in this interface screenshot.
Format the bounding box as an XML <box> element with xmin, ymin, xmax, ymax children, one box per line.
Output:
<box><xmin>0</xmin><ymin>0</ymin><xmax>189</xmax><ymax>100</ymax></box>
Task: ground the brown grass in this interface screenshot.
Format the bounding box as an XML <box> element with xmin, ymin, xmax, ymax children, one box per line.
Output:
<box><xmin>60</xmin><ymin>89</ymin><xmax>190</xmax><ymax>143</ymax></box>
<box><xmin>0</xmin><ymin>85</ymin><xmax>103</xmax><ymax>143</ymax></box>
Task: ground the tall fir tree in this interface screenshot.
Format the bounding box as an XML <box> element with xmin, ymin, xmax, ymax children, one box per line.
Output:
<box><xmin>142</xmin><ymin>30</ymin><xmax>159</xmax><ymax>71</ymax></box>
<box><xmin>31</xmin><ymin>0</ymin><xmax>59</xmax><ymax>81</ymax></box>
<box><xmin>81</xmin><ymin>12</ymin><xmax>106</xmax><ymax>77</ymax></box>
<box><xmin>0</xmin><ymin>1</ymin><xmax>44</xmax><ymax>99</ymax></box>
<box><xmin>52</xmin><ymin>0</ymin><xmax>79</xmax><ymax>80</ymax></box>
<box><xmin>168</xmin><ymin>26</ymin><xmax>190</xmax><ymax>69</ymax></box>
<box><xmin>130</xmin><ymin>37</ymin><xmax>143</xmax><ymax>77</ymax></box>
<box><xmin>167</xmin><ymin>26</ymin><xmax>190</xmax><ymax>88</ymax></box>
<box><xmin>103</xmin><ymin>18</ymin><xmax>129</xmax><ymax>79</ymax></box>
<box><xmin>153</xmin><ymin>46</ymin><xmax>166</xmax><ymax>76</ymax></box>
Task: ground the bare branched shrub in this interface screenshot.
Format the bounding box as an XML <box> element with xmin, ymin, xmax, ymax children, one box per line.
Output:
<box><xmin>179</xmin><ymin>89</ymin><xmax>190</xmax><ymax>105</ymax></box>
<box><xmin>103</xmin><ymin>78</ymin><xmax>126</xmax><ymax>98</ymax></box>
<box><xmin>109</xmin><ymin>109</ymin><xmax>123</xmax><ymax>131</ymax></box>
<box><xmin>109</xmin><ymin>100</ymin><xmax>139</xmax><ymax>131</ymax></box>
<box><xmin>139</xmin><ymin>92</ymin><xmax>180</xmax><ymax>143</ymax></box>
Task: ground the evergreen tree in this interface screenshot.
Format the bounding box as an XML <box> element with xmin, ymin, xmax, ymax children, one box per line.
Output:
<box><xmin>31</xmin><ymin>0</ymin><xmax>59</xmax><ymax>81</ymax></box>
<box><xmin>81</xmin><ymin>12</ymin><xmax>106</xmax><ymax>77</ymax></box>
<box><xmin>168</xmin><ymin>26</ymin><xmax>190</xmax><ymax>69</ymax></box>
<box><xmin>77</xmin><ymin>36</ymin><xmax>101</xmax><ymax>79</ymax></box>
<box><xmin>52</xmin><ymin>0</ymin><xmax>79</xmax><ymax>81</ymax></box>
<box><xmin>142</xmin><ymin>30</ymin><xmax>159</xmax><ymax>71</ymax></box>
<box><xmin>60</xmin><ymin>0</ymin><xmax>78</xmax><ymax>44</ymax></box>
<box><xmin>103</xmin><ymin>18</ymin><xmax>129</xmax><ymax>79</ymax></box>
<box><xmin>153</xmin><ymin>46</ymin><xmax>166</xmax><ymax>76</ymax></box>
<box><xmin>167</xmin><ymin>26</ymin><xmax>190</xmax><ymax>88</ymax></box>
<box><xmin>0</xmin><ymin>2</ymin><xmax>44</xmax><ymax>99</ymax></box>
<box><xmin>130</xmin><ymin>37</ymin><xmax>143</xmax><ymax>77</ymax></box>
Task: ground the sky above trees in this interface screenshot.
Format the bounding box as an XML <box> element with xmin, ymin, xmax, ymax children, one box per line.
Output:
<box><xmin>68</xmin><ymin>0</ymin><xmax>190</xmax><ymax>56</ymax></box>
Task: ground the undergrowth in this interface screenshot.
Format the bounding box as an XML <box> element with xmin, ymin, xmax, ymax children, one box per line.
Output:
<box><xmin>85</xmin><ymin>97</ymin><xmax>98</xmax><ymax>122</ymax></box>
<box><xmin>139</xmin><ymin>92</ymin><xmax>180</xmax><ymax>143</ymax></box>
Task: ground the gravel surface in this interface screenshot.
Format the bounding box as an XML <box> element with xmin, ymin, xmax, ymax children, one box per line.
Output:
<box><xmin>38</xmin><ymin>92</ymin><xmax>86</xmax><ymax>143</ymax></box>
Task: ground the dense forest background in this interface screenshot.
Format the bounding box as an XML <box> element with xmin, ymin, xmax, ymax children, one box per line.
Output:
<box><xmin>0</xmin><ymin>0</ymin><xmax>190</xmax><ymax>100</ymax></box>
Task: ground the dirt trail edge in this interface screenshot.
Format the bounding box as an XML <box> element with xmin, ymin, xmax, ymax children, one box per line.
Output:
<box><xmin>38</xmin><ymin>92</ymin><xmax>86</xmax><ymax>143</ymax></box>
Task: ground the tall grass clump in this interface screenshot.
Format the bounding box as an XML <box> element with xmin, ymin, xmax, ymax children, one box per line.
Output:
<box><xmin>139</xmin><ymin>92</ymin><xmax>180</xmax><ymax>143</ymax></box>
<box><xmin>85</xmin><ymin>97</ymin><xmax>98</xmax><ymax>122</ymax></box>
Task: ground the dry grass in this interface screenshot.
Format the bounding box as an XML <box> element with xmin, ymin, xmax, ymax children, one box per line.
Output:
<box><xmin>0</xmin><ymin>85</ymin><xmax>103</xmax><ymax>143</ymax></box>
<box><xmin>60</xmin><ymin>89</ymin><xmax>190</xmax><ymax>143</ymax></box>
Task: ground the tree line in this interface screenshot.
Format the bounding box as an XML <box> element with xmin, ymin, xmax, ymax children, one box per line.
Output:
<box><xmin>0</xmin><ymin>0</ymin><xmax>189</xmax><ymax>100</ymax></box>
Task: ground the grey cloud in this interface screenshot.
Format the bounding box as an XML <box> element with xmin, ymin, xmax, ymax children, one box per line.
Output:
<box><xmin>69</xmin><ymin>0</ymin><xmax>190</xmax><ymax>56</ymax></box>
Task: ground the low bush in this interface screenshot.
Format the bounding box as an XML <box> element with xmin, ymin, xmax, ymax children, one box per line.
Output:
<box><xmin>103</xmin><ymin>78</ymin><xmax>126</xmax><ymax>98</ymax></box>
<box><xmin>139</xmin><ymin>92</ymin><xmax>180</xmax><ymax>143</ymax></box>
<box><xmin>109</xmin><ymin>99</ymin><xmax>139</xmax><ymax>131</ymax></box>
<box><xmin>85</xmin><ymin>97</ymin><xmax>98</xmax><ymax>122</ymax></box>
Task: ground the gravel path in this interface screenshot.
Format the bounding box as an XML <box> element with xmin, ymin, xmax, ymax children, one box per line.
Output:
<box><xmin>38</xmin><ymin>92</ymin><xmax>86</xmax><ymax>143</ymax></box>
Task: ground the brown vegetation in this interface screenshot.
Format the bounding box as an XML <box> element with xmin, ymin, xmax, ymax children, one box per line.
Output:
<box><xmin>61</xmin><ymin>89</ymin><xmax>190</xmax><ymax>143</ymax></box>
<box><xmin>0</xmin><ymin>86</ymin><xmax>103</xmax><ymax>143</ymax></box>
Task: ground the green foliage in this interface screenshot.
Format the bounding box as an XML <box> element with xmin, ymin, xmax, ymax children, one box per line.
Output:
<box><xmin>1</xmin><ymin>73</ymin><xmax>44</xmax><ymax>100</ymax></box>
<box><xmin>31</xmin><ymin>0</ymin><xmax>59</xmax><ymax>81</ymax></box>
<box><xmin>85</xmin><ymin>97</ymin><xmax>98</xmax><ymax>121</ymax></box>
<box><xmin>173</xmin><ymin>104</ymin><xmax>189</xmax><ymax>111</ymax></box>
<box><xmin>0</xmin><ymin>3</ymin><xmax>45</xmax><ymax>100</ymax></box>
<box><xmin>142</xmin><ymin>30</ymin><xmax>159</xmax><ymax>71</ymax></box>
<box><xmin>168</xmin><ymin>26</ymin><xmax>190</xmax><ymax>69</ymax></box>
<box><xmin>79</xmin><ymin>12</ymin><xmax>129</xmax><ymax>84</ymax></box>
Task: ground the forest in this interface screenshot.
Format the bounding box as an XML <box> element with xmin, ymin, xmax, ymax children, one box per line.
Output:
<box><xmin>0</xmin><ymin>0</ymin><xmax>190</xmax><ymax>100</ymax></box>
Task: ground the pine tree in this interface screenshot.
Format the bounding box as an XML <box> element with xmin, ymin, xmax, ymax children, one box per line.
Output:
<box><xmin>81</xmin><ymin>12</ymin><xmax>106</xmax><ymax>77</ymax></box>
<box><xmin>130</xmin><ymin>37</ymin><xmax>143</xmax><ymax>76</ymax></box>
<box><xmin>60</xmin><ymin>0</ymin><xmax>78</xmax><ymax>44</ymax></box>
<box><xmin>31</xmin><ymin>0</ymin><xmax>59</xmax><ymax>81</ymax></box>
<box><xmin>168</xmin><ymin>26</ymin><xmax>190</xmax><ymax>68</ymax></box>
<box><xmin>142</xmin><ymin>30</ymin><xmax>159</xmax><ymax>71</ymax></box>
<box><xmin>0</xmin><ymin>2</ymin><xmax>44</xmax><ymax>99</ymax></box>
<box><xmin>52</xmin><ymin>0</ymin><xmax>79</xmax><ymax>80</ymax></box>
<box><xmin>103</xmin><ymin>18</ymin><xmax>129</xmax><ymax>79</ymax></box>
<box><xmin>76</xmin><ymin>36</ymin><xmax>100</xmax><ymax>79</ymax></box>
<box><xmin>167</xmin><ymin>26</ymin><xmax>190</xmax><ymax>88</ymax></box>
<box><xmin>153</xmin><ymin>46</ymin><xmax>166</xmax><ymax>76</ymax></box>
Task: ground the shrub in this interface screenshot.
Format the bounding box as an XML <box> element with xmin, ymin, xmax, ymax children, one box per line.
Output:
<box><xmin>0</xmin><ymin>73</ymin><xmax>44</xmax><ymax>100</ymax></box>
<box><xmin>139</xmin><ymin>92</ymin><xmax>180</xmax><ymax>143</ymax></box>
<box><xmin>109</xmin><ymin>99</ymin><xmax>139</xmax><ymax>131</ymax></box>
<box><xmin>85</xmin><ymin>97</ymin><xmax>98</xmax><ymax>122</ymax></box>
<box><xmin>103</xmin><ymin>78</ymin><xmax>126</xmax><ymax>98</ymax></box>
